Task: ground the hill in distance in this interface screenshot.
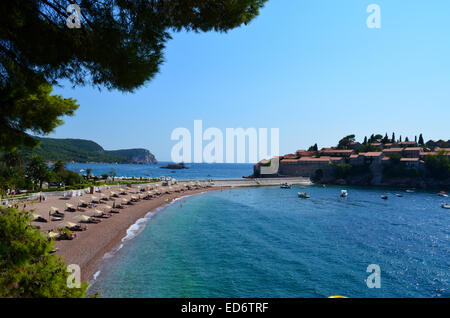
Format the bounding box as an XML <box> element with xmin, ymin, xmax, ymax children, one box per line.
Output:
<box><xmin>21</xmin><ymin>137</ymin><xmax>157</xmax><ymax>164</ymax></box>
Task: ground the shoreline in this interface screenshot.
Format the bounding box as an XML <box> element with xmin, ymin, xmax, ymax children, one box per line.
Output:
<box><xmin>56</xmin><ymin>187</ymin><xmax>224</xmax><ymax>283</ymax></box>
<box><xmin>26</xmin><ymin>185</ymin><xmax>224</xmax><ymax>283</ymax></box>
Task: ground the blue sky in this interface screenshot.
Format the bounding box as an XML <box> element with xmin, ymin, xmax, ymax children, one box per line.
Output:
<box><xmin>50</xmin><ymin>0</ymin><xmax>450</xmax><ymax>161</ymax></box>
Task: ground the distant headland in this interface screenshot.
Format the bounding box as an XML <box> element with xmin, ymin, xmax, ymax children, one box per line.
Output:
<box><xmin>19</xmin><ymin>137</ymin><xmax>158</xmax><ymax>164</ymax></box>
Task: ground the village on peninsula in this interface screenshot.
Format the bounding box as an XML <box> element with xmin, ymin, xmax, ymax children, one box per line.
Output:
<box><xmin>253</xmin><ymin>134</ymin><xmax>450</xmax><ymax>188</ymax></box>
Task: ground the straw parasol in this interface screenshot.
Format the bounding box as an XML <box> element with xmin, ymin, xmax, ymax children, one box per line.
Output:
<box><xmin>103</xmin><ymin>205</ymin><xmax>112</xmax><ymax>210</ymax></box>
<box><xmin>47</xmin><ymin>231</ymin><xmax>60</xmax><ymax>238</ymax></box>
<box><xmin>51</xmin><ymin>206</ymin><xmax>59</xmax><ymax>212</ymax></box>
<box><xmin>65</xmin><ymin>203</ymin><xmax>74</xmax><ymax>208</ymax></box>
<box><xmin>32</xmin><ymin>213</ymin><xmax>40</xmax><ymax>221</ymax></box>
<box><xmin>93</xmin><ymin>209</ymin><xmax>103</xmax><ymax>216</ymax></box>
<box><xmin>74</xmin><ymin>215</ymin><xmax>91</xmax><ymax>222</ymax></box>
<box><xmin>59</xmin><ymin>221</ymin><xmax>77</xmax><ymax>228</ymax></box>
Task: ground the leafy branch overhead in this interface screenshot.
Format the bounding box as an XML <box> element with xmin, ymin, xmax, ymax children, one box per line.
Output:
<box><xmin>0</xmin><ymin>0</ymin><xmax>267</xmax><ymax>150</ymax></box>
<box><xmin>1</xmin><ymin>0</ymin><xmax>267</xmax><ymax>91</ymax></box>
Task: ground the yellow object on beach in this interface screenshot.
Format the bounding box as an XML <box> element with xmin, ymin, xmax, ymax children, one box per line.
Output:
<box><xmin>47</xmin><ymin>231</ymin><xmax>60</xmax><ymax>238</ymax></box>
<box><xmin>60</xmin><ymin>221</ymin><xmax>77</xmax><ymax>228</ymax></box>
<box><xmin>328</xmin><ymin>296</ymin><xmax>348</xmax><ymax>298</ymax></box>
<box><xmin>74</xmin><ymin>215</ymin><xmax>91</xmax><ymax>222</ymax></box>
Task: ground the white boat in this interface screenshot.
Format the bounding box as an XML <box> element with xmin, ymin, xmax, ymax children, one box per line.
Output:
<box><xmin>280</xmin><ymin>183</ymin><xmax>291</xmax><ymax>189</ymax></box>
<box><xmin>298</xmin><ymin>192</ymin><xmax>310</xmax><ymax>199</ymax></box>
<box><xmin>340</xmin><ymin>190</ymin><xmax>348</xmax><ymax>197</ymax></box>
<box><xmin>406</xmin><ymin>189</ymin><xmax>415</xmax><ymax>193</ymax></box>
<box><xmin>438</xmin><ymin>193</ymin><xmax>448</xmax><ymax>197</ymax></box>
<box><xmin>395</xmin><ymin>194</ymin><xmax>403</xmax><ymax>197</ymax></box>
<box><xmin>441</xmin><ymin>203</ymin><xmax>450</xmax><ymax>209</ymax></box>
<box><xmin>381</xmin><ymin>195</ymin><xmax>388</xmax><ymax>200</ymax></box>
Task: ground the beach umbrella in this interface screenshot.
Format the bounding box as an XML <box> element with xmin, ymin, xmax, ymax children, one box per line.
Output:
<box><xmin>91</xmin><ymin>195</ymin><xmax>98</xmax><ymax>200</ymax></box>
<box><xmin>131</xmin><ymin>195</ymin><xmax>137</xmax><ymax>199</ymax></box>
<box><xmin>103</xmin><ymin>205</ymin><xmax>112</xmax><ymax>210</ymax></box>
<box><xmin>65</xmin><ymin>203</ymin><xmax>74</xmax><ymax>208</ymax></box>
<box><xmin>74</xmin><ymin>215</ymin><xmax>91</xmax><ymax>222</ymax></box>
<box><xmin>32</xmin><ymin>213</ymin><xmax>40</xmax><ymax>221</ymax></box>
<box><xmin>47</xmin><ymin>231</ymin><xmax>60</xmax><ymax>238</ymax></box>
<box><xmin>92</xmin><ymin>209</ymin><xmax>103</xmax><ymax>216</ymax></box>
<box><xmin>110</xmin><ymin>191</ymin><xmax>116</xmax><ymax>195</ymax></box>
<box><xmin>60</xmin><ymin>221</ymin><xmax>77</xmax><ymax>228</ymax></box>
<box><xmin>51</xmin><ymin>206</ymin><xmax>59</xmax><ymax>212</ymax></box>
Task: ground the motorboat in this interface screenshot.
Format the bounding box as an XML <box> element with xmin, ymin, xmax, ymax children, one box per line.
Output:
<box><xmin>438</xmin><ymin>191</ymin><xmax>448</xmax><ymax>197</ymax></box>
<box><xmin>280</xmin><ymin>183</ymin><xmax>291</xmax><ymax>189</ymax></box>
<box><xmin>340</xmin><ymin>190</ymin><xmax>348</xmax><ymax>197</ymax></box>
<box><xmin>381</xmin><ymin>195</ymin><xmax>388</xmax><ymax>200</ymax></box>
<box><xmin>441</xmin><ymin>203</ymin><xmax>450</xmax><ymax>209</ymax></box>
<box><xmin>406</xmin><ymin>189</ymin><xmax>415</xmax><ymax>193</ymax></box>
<box><xmin>298</xmin><ymin>192</ymin><xmax>310</xmax><ymax>199</ymax></box>
<box><xmin>395</xmin><ymin>194</ymin><xmax>403</xmax><ymax>197</ymax></box>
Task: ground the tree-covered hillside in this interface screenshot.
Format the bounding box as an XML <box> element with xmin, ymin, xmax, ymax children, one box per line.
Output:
<box><xmin>19</xmin><ymin>138</ymin><xmax>157</xmax><ymax>164</ymax></box>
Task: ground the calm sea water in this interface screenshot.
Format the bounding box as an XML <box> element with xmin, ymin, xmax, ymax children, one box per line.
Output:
<box><xmin>89</xmin><ymin>185</ymin><xmax>449</xmax><ymax>298</ymax></box>
<box><xmin>66</xmin><ymin>162</ymin><xmax>254</xmax><ymax>180</ymax></box>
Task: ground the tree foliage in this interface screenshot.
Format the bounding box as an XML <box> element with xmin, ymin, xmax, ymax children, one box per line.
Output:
<box><xmin>0</xmin><ymin>207</ymin><xmax>88</xmax><ymax>297</ymax></box>
<box><xmin>1</xmin><ymin>0</ymin><xmax>267</xmax><ymax>91</ymax></box>
<box><xmin>425</xmin><ymin>151</ymin><xmax>450</xmax><ymax>180</ymax></box>
<box><xmin>337</xmin><ymin>134</ymin><xmax>355</xmax><ymax>150</ymax></box>
<box><xmin>0</xmin><ymin>0</ymin><xmax>267</xmax><ymax>150</ymax></box>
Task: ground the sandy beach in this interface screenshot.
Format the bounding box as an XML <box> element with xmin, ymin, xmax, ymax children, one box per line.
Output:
<box><xmin>23</xmin><ymin>184</ymin><xmax>224</xmax><ymax>282</ymax></box>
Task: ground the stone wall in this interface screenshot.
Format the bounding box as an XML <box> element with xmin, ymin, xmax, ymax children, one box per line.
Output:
<box><xmin>278</xmin><ymin>161</ymin><xmax>335</xmax><ymax>179</ymax></box>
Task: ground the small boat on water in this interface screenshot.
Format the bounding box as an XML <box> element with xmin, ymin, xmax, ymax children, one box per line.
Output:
<box><xmin>381</xmin><ymin>195</ymin><xmax>388</xmax><ymax>200</ymax></box>
<box><xmin>280</xmin><ymin>183</ymin><xmax>291</xmax><ymax>189</ymax></box>
<box><xmin>438</xmin><ymin>191</ymin><xmax>448</xmax><ymax>197</ymax></box>
<box><xmin>340</xmin><ymin>190</ymin><xmax>348</xmax><ymax>197</ymax></box>
<box><xmin>406</xmin><ymin>189</ymin><xmax>415</xmax><ymax>193</ymax></box>
<box><xmin>298</xmin><ymin>192</ymin><xmax>310</xmax><ymax>199</ymax></box>
<box><xmin>395</xmin><ymin>194</ymin><xmax>403</xmax><ymax>197</ymax></box>
<box><xmin>441</xmin><ymin>203</ymin><xmax>450</xmax><ymax>209</ymax></box>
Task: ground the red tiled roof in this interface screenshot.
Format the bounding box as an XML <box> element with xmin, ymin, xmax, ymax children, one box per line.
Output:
<box><xmin>382</xmin><ymin>148</ymin><xmax>403</xmax><ymax>152</ymax></box>
<box><xmin>349</xmin><ymin>154</ymin><xmax>360</xmax><ymax>159</ymax></box>
<box><xmin>321</xmin><ymin>149</ymin><xmax>354</xmax><ymax>154</ymax></box>
<box><xmin>382</xmin><ymin>157</ymin><xmax>391</xmax><ymax>161</ymax></box>
<box><xmin>400</xmin><ymin>158</ymin><xmax>419</xmax><ymax>162</ymax></box>
<box><xmin>296</xmin><ymin>150</ymin><xmax>315</xmax><ymax>157</ymax></box>
<box><xmin>403</xmin><ymin>147</ymin><xmax>422</xmax><ymax>151</ymax></box>
<box><xmin>283</xmin><ymin>154</ymin><xmax>298</xmax><ymax>159</ymax></box>
<box><xmin>298</xmin><ymin>157</ymin><xmax>331</xmax><ymax>162</ymax></box>
<box><xmin>360</xmin><ymin>152</ymin><xmax>383</xmax><ymax>157</ymax></box>
<box><xmin>281</xmin><ymin>159</ymin><xmax>301</xmax><ymax>163</ymax></box>
<box><xmin>420</xmin><ymin>152</ymin><xmax>438</xmax><ymax>156</ymax></box>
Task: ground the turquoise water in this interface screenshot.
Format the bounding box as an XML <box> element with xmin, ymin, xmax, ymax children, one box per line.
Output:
<box><xmin>89</xmin><ymin>186</ymin><xmax>449</xmax><ymax>298</ymax></box>
<box><xmin>66</xmin><ymin>162</ymin><xmax>254</xmax><ymax>180</ymax></box>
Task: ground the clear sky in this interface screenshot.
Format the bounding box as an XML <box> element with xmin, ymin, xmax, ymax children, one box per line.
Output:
<box><xmin>49</xmin><ymin>0</ymin><xmax>450</xmax><ymax>161</ymax></box>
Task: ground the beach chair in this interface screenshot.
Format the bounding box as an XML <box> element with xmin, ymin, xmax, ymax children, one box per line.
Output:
<box><xmin>65</xmin><ymin>203</ymin><xmax>76</xmax><ymax>212</ymax></box>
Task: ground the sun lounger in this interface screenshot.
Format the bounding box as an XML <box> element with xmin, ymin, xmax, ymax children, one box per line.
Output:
<box><xmin>65</xmin><ymin>203</ymin><xmax>76</xmax><ymax>212</ymax></box>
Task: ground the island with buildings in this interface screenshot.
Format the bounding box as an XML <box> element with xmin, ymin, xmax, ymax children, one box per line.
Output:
<box><xmin>253</xmin><ymin>134</ymin><xmax>450</xmax><ymax>188</ymax></box>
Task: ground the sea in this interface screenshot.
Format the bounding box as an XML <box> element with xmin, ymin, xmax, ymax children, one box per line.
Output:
<box><xmin>66</xmin><ymin>162</ymin><xmax>254</xmax><ymax>180</ymax></box>
<box><xmin>82</xmin><ymin>164</ymin><xmax>449</xmax><ymax>298</ymax></box>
